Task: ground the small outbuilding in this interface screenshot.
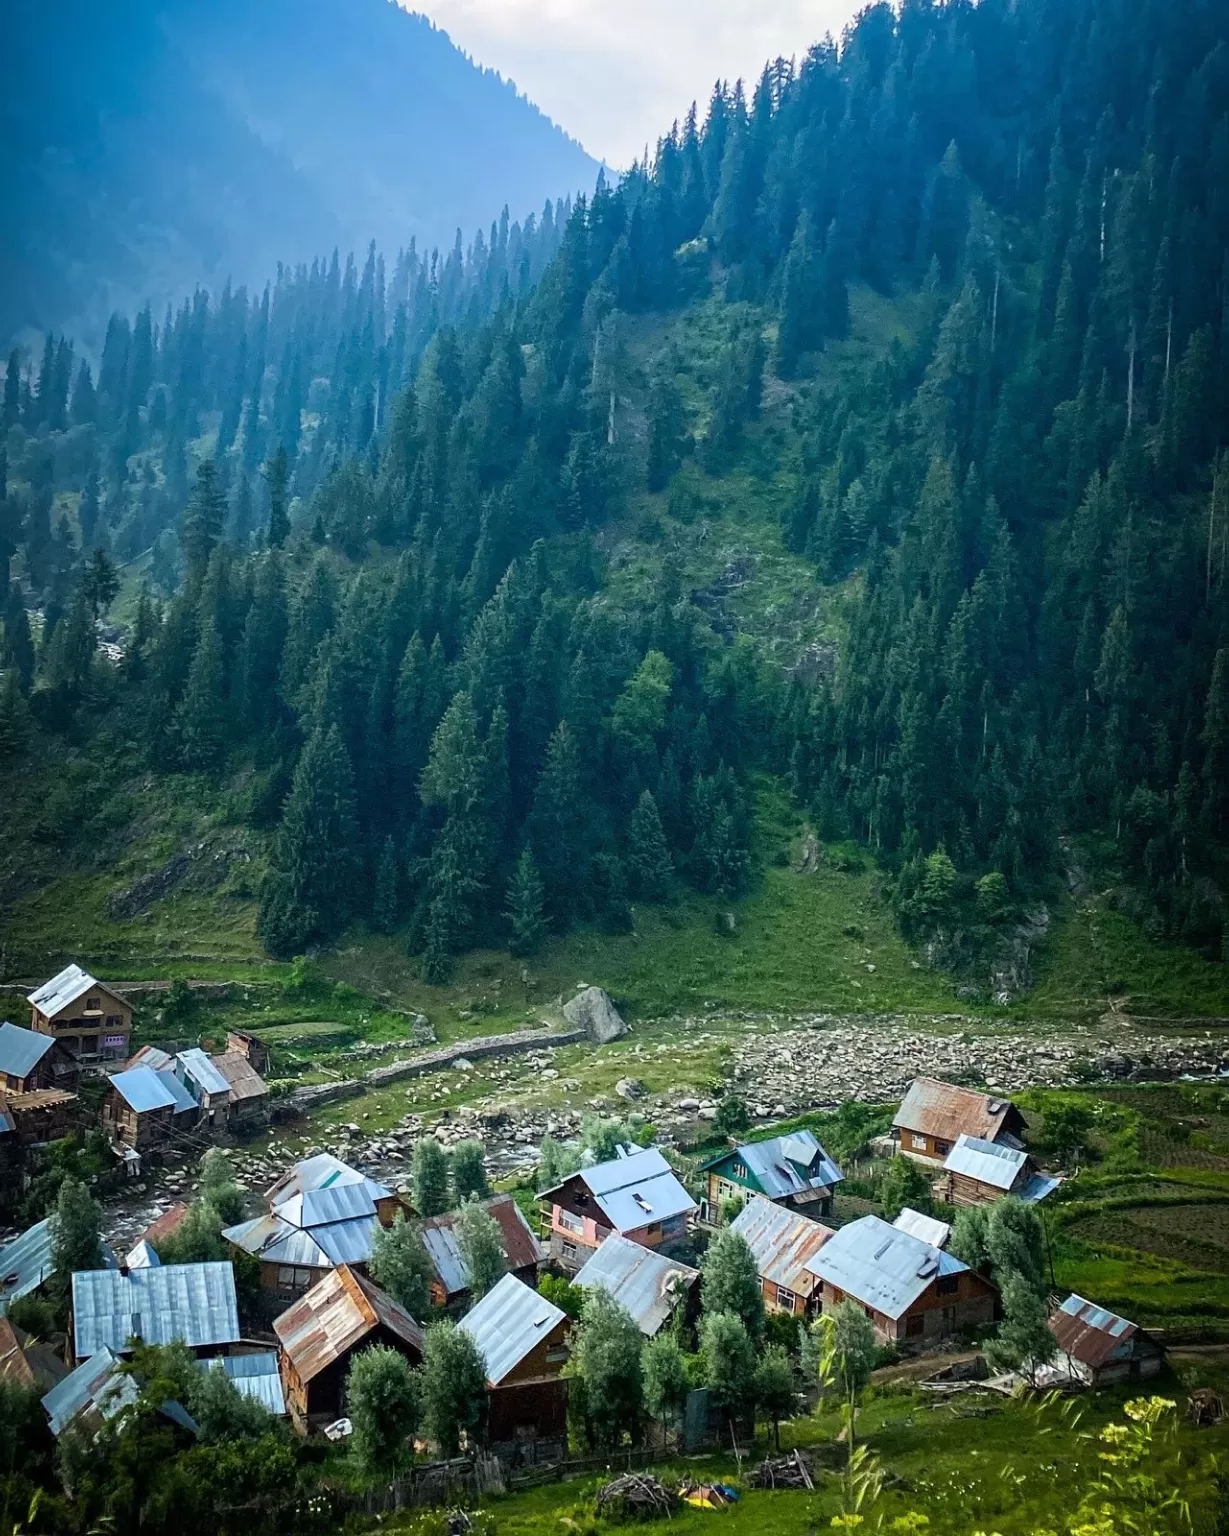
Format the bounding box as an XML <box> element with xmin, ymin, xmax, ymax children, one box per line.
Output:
<box><xmin>420</xmin><ymin>1193</ymin><xmax>546</xmax><ymax>1307</ymax></box>
<box><xmin>892</xmin><ymin>1207</ymin><xmax>952</xmax><ymax>1249</ymax></box>
<box><xmin>941</xmin><ymin>1134</ymin><xmax>1060</xmax><ymax>1207</ymax></box>
<box><xmin>273</xmin><ymin>1263</ymin><xmax>423</xmax><ymax>1432</ymax></box>
<box><xmin>574</xmin><ymin>1232</ymin><xmax>699</xmax><ymax>1336</ymax></box>
<box><xmin>458</xmin><ymin>1272</ymin><xmax>570</xmax><ymax>1449</ymax></box>
<box><xmin>210</xmin><ymin>1049</ymin><xmax>271</xmax><ymax>1126</ymax></box>
<box><xmin>200</xmin><ymin>1350</ymin><xmax>287</xmax><ymax>1415</ymax></box>
<box><xmin>729</xmin><ymin>1194</ymin><xmax>835</xmax><ymax>1318</ymax></box>
<box><xmin>1048</xmin><ymin>1294</ymin><xmax>1165</xmax><ymax>1387</ymax></box>
<box><xmin>0</xmin><ymin>1022</ymin><xmax>78</xmax><ymax>1095</ymax></box>
<box><xmin>103</xmin><ymin>1066</ymin><xmax>178</xmax><ymax>1151</ymax></box>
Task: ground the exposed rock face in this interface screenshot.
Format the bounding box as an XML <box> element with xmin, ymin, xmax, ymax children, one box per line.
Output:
<box><xmin>564</xmin><ymin>986</ymin><xmax>628</xmax><ymax>1044</ymax></box>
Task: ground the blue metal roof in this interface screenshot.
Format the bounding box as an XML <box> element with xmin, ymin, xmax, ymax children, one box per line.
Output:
<box><xmin>42</xmin><ymin>1346</ymin><xmax>137</xmax><ymax>1435</ymax></box>
<box><xmin>125</xmin><ymin>1240</ymin><xmax>161</xmax><ymax>1270</ymax></box>
<box><xmin>810</xmin><ymin>1215</ymin><xmax>969</xmax><ymax>1321</ymax></box>
<box><xmin>0</xmin><ymin>1022</ymin><xmax>55</xmax><ymax>1080</ymax></box>
<box><xmin>279</xmin><ymin>1183</ymin><xmax>377</xmax><ymax>1229</ymax></box>
<box><xmin>202</xmin><ymin>1351</ymin><xmax>286</xmax><ymax>1415</ymax></box>
<box><xmin>892</xmin><ymin>1208</ymin><xmax>952</xmax><ymax>1248</ymax></box>
<box><xmin>175</xmin><ymin>1049</ymin><xmax>230</xmax><ymax>1100</ymax></box>
<box><xmin>222</xmin><ymin>1214</ymin><xmax>332</xmax><ymax>1269</ymax></box>
<box><xmin>156</xmin><ymin>1069</ymin><xmax>199</xmax><ymax>1116</ymax></box>
<box><xmin>109</xmin><ymin>1066</ymin><xmax>176</xmax><ymax>1114</ymax></box>
<box><xmin>266</xmin><ymin>1152</ymin><xmax>392</xmax><ymax>1208</ymax></box>
<box><xmin>458</xmin><ymin>1273</ymin><xmax>567</xmax><ymax>1385</ymax></box>
<box><xmin>1017</xmin><ymin>1172</ymin><xmax>1062</xmax><ymax>1204</ymax></box>
<box><xmin>72</xmin><ymin>1262</ymin><xmax>240</xmax><ymax>1357</ymax></box>
<box><xmin>708</xmin><ymin>1130</ymin><xmax>843</xmax><ymax>1198</ymax></box>
<box><xmin>573</xmin><ymin>1233</ymin><xmax>698</xmax><ymax>1336</ymax></box>
<box><xmin>571</xmin><ymin>1148</ymin><xmax>696</xmax><ymax>1233</ymax></box>
<box><xmin>311</xmin><ymin>1215</ymin><xmax>379</xmax><ymax>1267</ymax></box>
<box><xmin>0</xmin><ymin>1218</ymin><xmax>55</xmax><ymax>1307</ymax></box>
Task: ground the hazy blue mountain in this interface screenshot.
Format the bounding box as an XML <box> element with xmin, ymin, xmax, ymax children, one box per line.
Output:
<box><xmin>0</xmin><ymin>0</ymin><xmax>600</xmax><ymax>346</ymax></box>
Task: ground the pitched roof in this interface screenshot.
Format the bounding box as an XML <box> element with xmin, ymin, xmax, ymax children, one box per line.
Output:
<box><xmin>703</xmin><ymin>1130</ymin><xmax>843</xmax><ymax>1198</ymax></box>
<box><xmin>127</xmin><ymin>1045</ymin><xmax>173</xmax><ymax>1072</ymax></box>
<box><xmin>0</xmin><ymin>1217</ymin><xmax>56</xmax><ymax>1307</ymax></box>
<box><xmin>29</xmin><ymin>965</ymin><xmax>108</xmax><ymax>1017</ymax></box>
<box><xmin>211</xmin><ymin>1050</ymin><xmax>269</xmax><ymax>1102</ymax></box>
<box><xmin>458</xmin><ymin>1272</ymin><xmax>567</xmax><ymax>1385</ymax></box>
<box><xmin>136</xmin><ymin>1203</ymin><xmax>190</xmax><ymax>1248</ymax></box>
<box><xmin>279</xmin><ymin>1182</ymin><xmax>377</xmax><ymax>1229</ymax></box>
<box><xmin>156</xmin><ymin>1068</ymin><xmax>199</xmax><ymax>1116</ymax></box>
<box><xmin>41</xmin><ymin>1346</ymin><xmax>136</xmax><ymax>1435</ymax></box>
<box><xmin>944</xmin><ymin>1134</ymin><xmax>1029</xmax><ymax>1189</ymax></box>
<box><xmin>1050</xmin><ymin>1294</ymin><xmax>1144</xmax><ymax>1369</ymax></box>
<box><xmin>551</xmin><ymin>1147</ymin><xmax>696</xmax><ymax>1234</ymax></box>
<box><xmin>72</xmin><ymin>1261</ymin><xmax>240</xmax><ymax>1357</ymax></box>
<box><xmin>201</xmin><ymin>1351</ymin><xmax>286</xmax><ymax>1415</ymax></box>
<box><xmin>420</xmin><ymin>1194</ymin><xmax>546</xmax><ymax>1299</ymax></box>
<box><xmin>266</xmin><ymin>1152</ymin><xmax>391</xmax><ymax>1209</ymax></box>
<box><xmin>573</xmin><ymin>1233</ymin><xmax>698</xmax><ymax>1336</ymax></box>
<box><xmin>125</xmin><ymin>1240</ymin><xmax>161</xmax><ymax>1270</ymax></box>
<box><xmin>0</xmin><ymin>1317</ymin><xmax>68</xmax><ymax>1392</ymax></box>
<box><xmin>176</xmin><ymin>1048</ymin><xmax>230</xmax><ymax>1099</ymax></box>
<box><xmin>109</xmin><ymin>1066</ymin><xmax>177</xmax><ymax>1114</ymax></box>
<box><xmin>223</xmin><ymin>1213</ymin><xmax>334</xmax><ymax>1270</ymax></box>
<box><xmin>730</xmin><ymin>1194</ymin><xmax>834</xmax><ymax>1292</ymax></box>
<box><xmin>273</xmin><ymin>1264</ymin><xmax>423</xmax><ymax>1384</ymax></box>
<box><xmin>893</xmin><ymin>1078</ymin><xmax>1021</xmax><ymax>1144</ymax></box>
<box><xmin>892</xmin><ymin>1207</ymin><xmax>952</xmax><ymax>1249</ymax></box>
<box><xmin>809</xmin><ymin>1215</ymin><xmax>971</xmax><ymax>1321</ymax></box>
<box><xmin>0</xmin><ymin>1023</ymin><xmax>56</xmax><ymax>1080</ymax></box>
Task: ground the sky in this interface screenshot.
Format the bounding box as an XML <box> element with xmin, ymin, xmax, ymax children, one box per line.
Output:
<box><xmin>411</xmin><ymin>1</ymin><xmax>860</xmax><ymax>169</ymax></box>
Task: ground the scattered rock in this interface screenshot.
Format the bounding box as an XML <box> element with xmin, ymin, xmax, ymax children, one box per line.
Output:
<box><xmin>563</xmin><ymin>986</ymin><xmax>628</xmax><ymax>1044</ymax></box>
<box><xmin>615</xmin><ymin>1077</ymin><xmax>647</xmax><ymax>1101</ymax></box>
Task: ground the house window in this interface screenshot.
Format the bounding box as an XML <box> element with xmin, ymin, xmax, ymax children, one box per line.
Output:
<box><xmin>935</xmin><ymin>1275</ymin><xmax>959</xmax><ymax>1296</ymax></box>
<box><xmin>105</xmin><ymin>1015</ymin><xmax>123</xmax><ymax>1030</ymax></box>
<box><xmin>905</xmin><ymin>1314</ymin><xmax>925</xmax><ymax>1338</ymax></box>
<box><xmin>276</xmin><ymin>1267</ymin><xmax>313</xmax><ymax>1295</ymax></box>
<box><xmin>561</xmin><ymin>1241</ymin><xmax>578</xmax><ymax>1262</ymax></box>
<box><xmin>733</xmin><ymin>1163</ymin><xmax>748</xmax><ymax>1180</ymax></box>
<box><xmin>934</xmin><ymin>1140</ymin><xmax>951</xmax><ymax>1155</ymax></box>
<box><xmin>864</xmin><ymin>1307</ymin><xmax>876</xmax><ymax>1322</ymax></box>
<box><xmin>643</xmin><ymin>1222</ymin><xmax>661</xmax><ymax>1237</ymax></box>
<box><xmin>546</xmin><ymin>1346</ymin><xmax>569</xmax><ymax>1364</ymax></box>
<box><xmin>557</xmin><ymin>1208</ymin><xmax>584</xmax><ymax>1234</ymax></box>
<box><xmin>776</xmin><ymin>1286</ymin><xmax>796</xmax><ymax>1311</ymax></box>
<box><xmin>910</xmin><ymin>1134</ymin><xmax>928</xmax><ymax>1150</ymax></box>
<box><xmin>86</xmin><ymin>997</ymin><xmax>100</xmax><ymax>1011</ymax></box>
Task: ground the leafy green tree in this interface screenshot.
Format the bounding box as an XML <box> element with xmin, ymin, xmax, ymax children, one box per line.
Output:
<box><xmin>537</xmin><ymin>1135</ymin><xmax>581</xmax><ymax>1192</ymax></box>
<box><xmin>369</xmin><ymin>1215</ymin><xmax>434</xmax><ymax>1319</ymax></box>
<box><xmin>700</xmin><ymin>1227</ymin><xmax>764</xmax><ymax>1338</ymax></box>
<box><xmin>643</xmin><ymin>1332</ymin><xmax>690</xmax><ymax>1447</ymax></box>
<box><xmin>420</xmin><ymin>1321</ymin><xmax>488</xmax><ymax>1456</ymax></box>
<box><xmin>1041</xmin><ymin>1100</ymin><xmax>1096</xmax><ymax>1166</ymax></box>
<box><xmin>50</xmin><ymin>1176</ymin><xmax>104</xmax><ymax>1282</ymax></box>
<box><xmin>567</xmin><ymin>1287</ymin><xmax>644</xmax><ymax>1449</ymax></box>
<box><xmin>813</xmin><ymin>1298</ymin><xmax>877</xmax><ymax>1474</ymax></box>
<box><xmin>878</xmin><ymin>1156</ymin><xmax>935</xmax><ymax>1222</ymax></box>
<box><xmin>713</xmin><ymin>1093</ymin><xmax>751</xmax><ymax>1140</ymax></box>
<box><xmin>538</xmin><ymin>1273</ymin><xmax>586</xmax><ymax>1319</ymax></box>
<box><xmin>190</xmin><ymin>1363</ymin><xmax>278</xmax><ymax>1443</ymax></box>
<box><xmin>986</xmin><ymin>1273</ymin><xmax>1057</xmax><ymax>1383</ymax></box>
<box><xmin>628</xmin><ymin>790</ymin><xmax>673</xmax><ymax>900</ymax></box>
<box><xmin>700</xmin><ymin>1310</ymin><xmax>757</xmax><ymax>1430</ymax></box>
<box><xmin>504</xmin><ymin>849</ymin><xmax>547</xmax><ymax>956</ymax></box>
<box><xmin>754</xmin><ymin>1344</ymin><xmax>795</xmax><ymax>1450</ymax></box>
<box><xmin>949</xmin><ymin>1204</ymin><xmax>991</xmax><ymax>1273</ymax></box>
<box><xmin>199</xmin><ymin>1148</ymin><xmax>246</xmax><ymax>1226</ymax></box>
<box><xmin>455</xmin><ymin>1198</ymin><xmax>506</xmax><ymax>1298</ymax></box>
<box><xmin>451</xmin><ymin>1140</ymin><xmax>489</xmax><ymax>1203</ymax></box>
<box><xmin>412</xmin><ymin>1137</ymin><xmax>450</xmax><ymax>1217</ymax></box>
<box><xmin>346</xmin><ymin>1345</ymin><xmax>421</xmax><ymax>1472</ymax></box>
<box><xmin>986</xmin><ymin>1196</ymin><xmax>1047</xmax><ymax>1294</ymax></box>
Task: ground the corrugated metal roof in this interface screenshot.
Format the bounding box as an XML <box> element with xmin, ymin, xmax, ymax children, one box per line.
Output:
<box><xmin>280</xmin><ymin>1183</ymin><xmax>377</xmax><ymax>1229</ymax></box>
<box><xmin>156</xmin><ymin>1069</ymin><xmax>199</xmax><ymax>1116</ymax></box>
<box><xmin>202</xmin><ymin>1351</ymin><xmax>286</xmax><ymax>1415</ymax></box>
<box><xmin>458</xmin><ymin>1272</ymin><xmax>567</xmax><ymax>1385</ymax></box>
<box><xmin>1051</xmin><ymin>1293</ymin><xmax>1139</xmax><ymax>1367</ymax></box>
<box><xmin>125</xmin><ymin>1240</ymin><xmax>161</xmax><ymax>1270</ymax></box>
<box><xmin>266</xmin><ymin>1153</ymin><xmax>391</xmax><ymax>1209</ymax></box>
<box><xmin>211</xmin><ymin>1051</ymin><xmax>269</xmax><ymax>1102</ymax></box>
<box><xmin>29</xmin><ymin>965</ymin><xmax>100</xmax><ymax>1017</ymax></box>
<box><xmin>562</xmin><ymin>1148</ymin><xmax>695</xmax><ymax>1234</ymax></box>
<box><xmin>573</xmin><ymin>1233</ymin><xmax>698</xmax><ymax>1335</ymax></box>
<box><xmin>893</xmin><ymin>1078</ymin><xmax>1020</xmax><ymax>1143</ymax></box>
<box><xmin>730</xmin><ymin>1195</ymin><xmax>834</xmax><ymax>1291</ymax></box>
<box><xmin>128</xmin><ymin>1045</ymin><xmax>173</xmax><ymax>1072</ymax></box>
<box><xmin>810</xmin><ymin>1215</ymin><xmax>969</xmax><ymax>1321</ymax></box>
<box><xmin>893</xmin><ymin>1208</ymin><xmax>952</xmax><ymax>1249</ymax></box>
<box><xmin>274</xmin><ymin>1264</ymin><xmax>423</xmax><ymax>1383</ymax></box>
<box><xmin>176</xmin><ymin>1049</ymin><xmax>230</xmax><ymax>1100</ymax></box>
<box><xmin>312</xmin><ymin>1215</ymin><xmax>380</xmax><ymax>1267</ymax></box>
<box><xmin>42</xmin><ymin>1346</ymin><xmax>136</xmax><ymax>1435</ymax></box>
<box><xmin>0</xmin><ymin>1023</ymin><xmax>55</xmax><ymax>1080</ymax></box>
<box><xmin>1018</xmin><ymin>1172</ymin><xmax>1061</xmax><ymax>1204</ymax></box>
<box><xmin>705</xmin><ymin>1131</ymin><xmax>843</xmax><ymax>1199</ymax></box>
<box><xmin>72</xmin><ymin>1262</ymin><xmax>240</xmax><ymax>1357</ymax></box>
<box><xmin>944</xmin><ymin>1134</ymin><xmax>1028</xmax><ymax>1189</ymax></box>
<box><xmin>580</xmin><ymin>1146</ymin><xmax>672</xmax><ymax>1196</ymax></box>
<box><xmin>0</xmin><ymin>1317</ymin><xmax>67</xmax><ymax>1393</ymax></box>
<box><xmin>0</xmin><ymin>1218</ymin><xmax>55</xmax><ymax>1307</ymax></box>
<box><xmin>222</xmin><ymin>1213</ymin><xmax>332</xmax><ymax>1269</ymax></box>
<box><xmin>109</xmin><ymin>1066</ymin><xmax>176</xmax><ymax>1114</ymax></box>
<box><xmin>421</xmin><ymin>1195</ymin><xmax>546</xmax><ymax>1300</ymax></box>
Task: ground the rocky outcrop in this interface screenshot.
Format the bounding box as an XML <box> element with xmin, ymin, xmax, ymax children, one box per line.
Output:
<box><xmin>563</xmin><ymin>986</ymin><xmax>628</xmax><ymax>1044</ymax></box>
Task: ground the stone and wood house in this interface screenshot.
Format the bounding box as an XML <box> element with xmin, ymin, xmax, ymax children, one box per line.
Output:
<box><xmin>892</xmin><ymin>1078</ymin><xmax>1028</xmax><ymax>1165</ymax></box>
<box><xmin>28</xmin><ymin>966</ymin><xmax>132</xmax><ymax>1063</ymax></box>
<box><xmin>420</xmin><ymin>1193</ymin><xmax>545</xmax><ymax>1308</ymax></box>
<box><xmin>541</xmin><ymin>1146</ymin><xmax>697</xmax><ymax>1272</ymax></box>
<box><xmin>729</xmin><ymin>1194</ymin><xmax>835</xmax><ymax>1318</ymax></box>
<box><xmin>1048</xmin><ymin>1294</ymin><xmax>1165</xmax><ymax>1387</ymax></box>
<box><xmin>573</xmin><ymin>1232</ymin><xmax>700</xmax><ymax>1337</ymax></box>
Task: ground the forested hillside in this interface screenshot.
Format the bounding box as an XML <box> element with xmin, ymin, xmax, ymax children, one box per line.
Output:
<box><xmin>0</xmin><ymin>0</ymin><xmax>599</xmax><ymax>346</ymax></box>
<box><xmin>2</xmin><ymin>0</ymin><xmax>1228</xmax><ymax>993</ymax></box>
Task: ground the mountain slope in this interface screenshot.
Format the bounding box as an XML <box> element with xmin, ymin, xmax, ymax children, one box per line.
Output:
<box><xmin>0</xmin><ymin>0</ymin><xmax>599</xmax><ymax>346</ymax></box>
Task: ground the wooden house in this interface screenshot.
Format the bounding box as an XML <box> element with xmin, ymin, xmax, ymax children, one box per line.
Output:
<box><xmin>102</xmin><ymin>1067</ymin><xmax>178</xmax><ymax>1151</ymax></box>
<box><xmin>729</xmin><ymin>1194</ymin><xmax>835</xmax><ymax>1318</ymax></box>
<box><xmin>458</xmin><ymin>1272</ymin><xmax>570</xmax><ymax>1449</ymax></box>
<box><xmin>541</xmin><ymin>1146</ymin><xmax>697</xmax><ymax>1272</ymax></box>
<box><xmin>0</xmin><ymin>1317</ymin><xmax>68</xmax><ymax>1394</ymax></box>
<box><xmin>574</xmin><ymin>1232</ymin><xmax>699</xmax><ymax>1337</ymax></box>
<box><xmin>1048</xmin><ymin>1294</ymin><xmax>1165</xmax><ymax>1388</ymax></box>
<box><xmin>892</xmin><ymin>1078</ymin><xmax>1028</xmax><ymax>1165</ymax></box>
<box><xmin>210</xmin><ymin>1047</ymin><xmax>272</xmax><ymax>1127</ymax></box>
<box><xmin>699</xmin><ymin>1130</ymin><xmax>843</xmax><ymax>1225</ymax></box>
<box><xmin>420</xmin><ymin>1193</ymin><xmax>545</xmax><ymax>1307</ymax></box>
<box><xmin>0</xmin><ymin>1022</ymin><xmax>78</xmax><ymax>1095</ymax></box>
<box><xmin>941</xmin><ymin>1135</ymin><xmax>1060</xmax><ymax>1207</ymax></box>
<box><xmin>274</xmin><ymin>1264</ymin><xmax>424</xmax><ymax>1432</ymax></box>
<box><xmin>28</xmin><ymin>966</ymin><xmax>132</xmax><ymax>1063</ymax></box>
<box><xmin>174</xmin><ymin>1049</ymin><xmax>232</xmax><ymax>1128</ymax></box>
<box><xmin>224</xmin><ymin>1029</ymin><xmax>271</xmax><ymax>1077</ymax></box>
<box><xmin>70</xmin><ymin>1260</ymin><xmax>241</xmax><ymax>1363</ymax></box>
<box><xmin>0</xmin><ymin>1089</ymin><xmax>79</xmax><ymax>1146</ymax></box>
<box><xmin>808</xmin><ymin>1214</ymin><xmax>997</xmax><ymax>1345</ymax></box>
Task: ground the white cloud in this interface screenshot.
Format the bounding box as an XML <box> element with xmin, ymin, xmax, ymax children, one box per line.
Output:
<box><xmin>408</xmin><ymin>0</ymin><xmax>859</xmax><ymax>167</ymax></box>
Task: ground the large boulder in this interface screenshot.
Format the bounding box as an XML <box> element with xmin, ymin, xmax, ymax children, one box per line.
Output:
<box><xmin>563</xmin><ymin>986</ymin><xmax>627</xmax><ymax>1044</ymax></box>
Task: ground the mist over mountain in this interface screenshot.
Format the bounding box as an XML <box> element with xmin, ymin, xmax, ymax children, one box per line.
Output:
<box><xmin>0</xmin><ymin>0</ymin><xmax>600</xmax><ymax>347</ymax></box>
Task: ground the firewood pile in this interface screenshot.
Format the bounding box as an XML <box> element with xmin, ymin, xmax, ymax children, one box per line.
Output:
<box><xmin>1188</xmin><ymin>1389</ymin><xmax>1224</xmax><ymax>1427</ymax></box>
<box><xmin>747</xmin><ymin>1450</ymin><xmax>815</xmax><ymax>1490</ymax></box>
<box><xmin>595</xmin><ymin>1473</ymin><xmax>677</xmax><ymax>1520</ymax></box>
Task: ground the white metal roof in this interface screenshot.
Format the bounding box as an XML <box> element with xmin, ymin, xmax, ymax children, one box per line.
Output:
<box><xmin>809</xmin><ymin>1215</ymin><xmax>969</xmax><ymax>1321</ymax></box>
<box><xmin>29</xmin><ymin>965</ymin><xmax>100</xmax><ymax>1017</ymax></box>
<box><xmin>202</xmin><ymin>1351</ymin><xmax>286</xmax><ymax>1415</ymax></box>
<box><xmin>175</xmin><ymin>1048</ymin><xmax>231</xmax><ymax>1100</ymax></box>
<box><xmin>892</xmin><ymin>1208</ymin><xmax>952</xmax><ymax>1249</ymax></box>
<box><xmin>944</xmin><ymin>1134</ymin><xmax>1028</xmax><ymax>1189</ymax></box>
<box><xmin>72</xmin><ymin>1262</ymin><xmax>240</xmax><ymax>1357</ymax></box>
<box><xmin>573</xmin><ymin>1233</ymin><xmax>698</xmax><ymax>1336</ymax></box>
<box><xmin>567</xmin><ymin>1148</ymin><xmax>696</xmax><ymax>1234</ymax></box>
<box><xmin>458</xmin><ymin>1273</ymin><xmax>566</xmax><ymax>1385</ymax></box>
<box><xmin>267</xmin><ymin>1152</ymin><xmax>392</xmax><ymax>1208</ymax></box>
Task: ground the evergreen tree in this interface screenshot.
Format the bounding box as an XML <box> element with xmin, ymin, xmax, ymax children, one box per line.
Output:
<box><xmin>182</xmin><ymin>461</ymin><xmax>227</xmax><ymax>586</ymax></box>
<box><xmin>2</xmin><ymin>352</ymin><xmax>19</xmax><ymax>431</ymax></box>
<box><xmin>628</xmin><ymin>790</ymin><xmax>673</xmax><ymax>899</ymax></box>
<box><xmin>373</xmin><ymin>834</ymin><xmax>399</xmax><ymax>932</ymax></box>
<box><xmin>504</xmin><ymin>849</ymin><xmax>547</xmax><ymax>956</ymax></box>
<box><xmin>265</xmin><ymin>447</ymin><xmax>291</xmax><ymax>548</ymax></box>
<box><xmin>0</xmin><ymin>670</ymin><xmax>30</xmax><ymax>757</ymax></box>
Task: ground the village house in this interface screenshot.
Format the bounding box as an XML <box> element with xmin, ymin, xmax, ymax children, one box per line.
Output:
<box><xmin>892</xmin><ymin>1207</ymin><xmax>952</xmax><ymax>1249</ymax></box>
<box><xmin>0</xmin><ymin>1022</ymin><xmax>78</xmax><ymax>1095</ymax></box>
<box><xmin>699</xmin><ymin>1130</ymin><xmax>843</xmax><ymax>1225</ymax></box>
<box><xmin>1047</xmin><ymin>1294</ymin><xmax>1165</xmax><ymax>1388</ymax></box>
<box><xmin>0</xmin><ymin>1316</ymin><xmax>68</xmax><ymax>1394</ymax></box>
<box><xmin>541</xmin><ymin>1146</ymin><xmax>697</xmax><ymax>1272</ymax></box>
<box><xmin>102</xmin><ymin>1066</ymin><xmax>178</xmax><ymax>1152</ymax></box>
<box><xmin>224</xmin><ymin>1152</ymin><xmax>401</xmax><ymax>1299</ymax></box>
<box><xmin>574</xmin><ymin>1232</ymin><xmax>700</xmax><ymax>1337</ymax></box>
<box><xmin>892</xmin><ymin>1078</ymin><xmax>1028</xmax><ymax>1166</ymax></box>
<box><xmin>458</xmin><ymin>1272</ymin><xmax>570</xmax><ymax>1450</ymax></box>
<box><xmin>807</xmin><ymin>1214</ymin><xmax>996</xmax><ymax>1344</ymax></box>
<box><xmin>127</xmin><ymin>1042</ymin><xmax>271</xmax><ymax>1128</ymax></box>
<box><xmin>209</xmin><ymin>1047</ymin><xmax>272</xmax><ymax>1127</ymax></box>
<box><xmin>420</xmin><ymin>1193</ymin><xmax>546</xmax><ymax>1308</ymax></box>
<box><xmin>0</xmin><ymin>1217</ymin><xmax>117</xmax><ymax>1317</ymax></box>
<box><xmin>0</xmin><ymin>1088</ymin><xmax>79</xmax><ymax>1147</ymax></box>
<box><xmin>729</xmin><ymin>1194</ymin><xmax>835</xmax><ymax>1318</ymax></box>
<box><xmin>941</xmin><ymin>1134</ymin><xmax>1061</xmax><ymax>1207</ymax></box>
<box><xmin>199</xmin><ymin>1351</ymin><xmax>286</xmax><ymax>1415</ymax></box>
<box><xmin>222</xmin><ymin>1029</ymin><xmax>271</xmax><ymax>1077</ymax></box>
<box><xmin>273</xmin><ymin>1263</ymin><xmax>424</xmax><ymax>1432</ymax></box>
<box><xmin>174</xmin><ymin>1048</ymin><xmax>232</xmax><ymax>1128</ymax></box>
<box><xmin>70</xmin><ymin>1260</ymin><xmax>241</xmax><ymax>1363</ymax></box>
<box><xmin>28</xmin><ymin>965</ymin><xmax>132</xmax><ymax>1063</ymax></box>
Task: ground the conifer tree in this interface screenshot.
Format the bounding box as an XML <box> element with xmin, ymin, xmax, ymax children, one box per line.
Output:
<box><xmin>504</xmin><ymin>848</ymin><xmax>547</xmax><ymax>956</ymax></box>
<box><xmin>0</xmin><ymin>670</ymin><xmax>31</xmax><ymax>757</ymax></box>
<box><xmin>628</xmin><ymin>790</ymin><xmax>673</xmax><ymax>900</ymax></box>
<box><xmin>176</xmin><ymin>621</ymin><xmax>228</xmax><ymax>773</ymax></box>
<box><xmin>265</xmin><ymin>447</ymin><xmax>291</xmax><ymax>548</ymax></box>
<box><xmin>182</xmin><ymin>461</ymin><xmax>226</xmax><ymax>587</ymax></box>
<box><xmin>2</xmin><ymin>352</ymin><xmax>19</xmax><ymax>431</ymax></box>
<box><xmin>373</xmin><ymin>834</ymin><xmax>399</xmax><ymax>932</ymax></box>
